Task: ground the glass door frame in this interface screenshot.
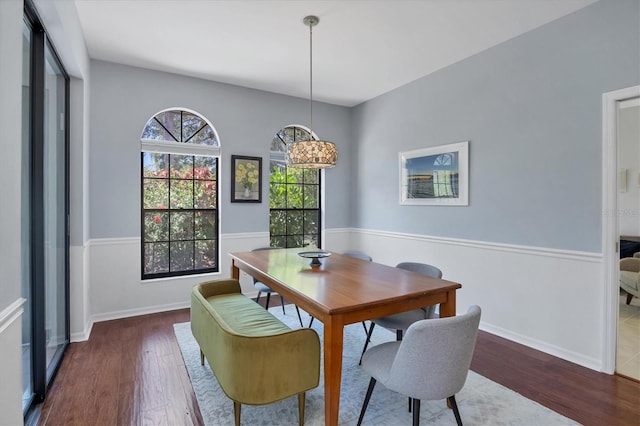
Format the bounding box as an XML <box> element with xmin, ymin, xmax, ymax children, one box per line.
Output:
<box><xmin>23</xmin><ymin>1</ymin><xmax>70</xmax><ymax>412</ymax></box>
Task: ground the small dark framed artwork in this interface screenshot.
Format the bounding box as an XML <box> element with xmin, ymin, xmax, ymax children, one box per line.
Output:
<box><xmin>231</xmin><ymin>155</ymin><xmax>262</xmax><ymax>203</ymax></box>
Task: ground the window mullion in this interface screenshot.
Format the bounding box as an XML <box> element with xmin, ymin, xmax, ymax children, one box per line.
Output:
<box><xmin>154</xmin><ymin>117</ymin><xmax>179</xmax><ymax>143</ymax></box>
<box><xmin>191</xmin><ymin>156</ymin><xmax>195</xmax><ymax>270</ymax></box>
<box><xmin>184</xmin><ymin>123</ymin><xmax>207</xmax><ymax>143</ymax></box>
<box><xmin>167</xmin><ymin>154</ymin><xmax>172</xmax><ymax>272</ymax></box>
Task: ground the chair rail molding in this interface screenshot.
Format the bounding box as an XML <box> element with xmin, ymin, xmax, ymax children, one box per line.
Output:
<box><xmin>0</xmin><ymin>297</ymin><xmax>26</xmax><ymax>334</ymax></box>
<box><xmin>353</xmin><ymin>228</ymin><xmax>601</xmax><ymax>262</ymax></box>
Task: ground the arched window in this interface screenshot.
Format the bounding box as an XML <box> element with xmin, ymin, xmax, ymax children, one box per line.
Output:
<box><xmin>140</xmin><ymin>108</ymin><xmax>220</xmax><ymax>279</ymax></box>
<box><xmin>269</xmin><ymin>125</ymin><xmax>321</xmax><ymax>248</ymax></box>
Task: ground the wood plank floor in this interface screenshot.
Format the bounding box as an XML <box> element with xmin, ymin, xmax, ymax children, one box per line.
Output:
<box><xmin>37</xmin><ymin>309</ymin><xmax>202</xmax><ymax>426</ymax></box>
<box><xmin>36</xmin><ymin>305</ymin><xmax>640</xmax><ymax>426</ymax></box>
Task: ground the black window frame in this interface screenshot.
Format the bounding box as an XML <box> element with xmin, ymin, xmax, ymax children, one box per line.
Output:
<box><xmin>269</xmin><ymin>126</ymin><xmax>322</xmax><ymax>248</ymax></box>
<box><xmin>140</xmin><ymin>109</ymin><xmax>220</xmax><ymax>280</ymax></box>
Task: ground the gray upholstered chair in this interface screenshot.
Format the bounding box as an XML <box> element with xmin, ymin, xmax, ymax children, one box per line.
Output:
<box><xmin>620</xmin><ymin>257</ymin><xmax>640</xmax><ymax>304</ymax></box>
<box><xmin>357</xmin><ymin>305</ymin><xmax>481</xmax><ymax>426</ymax></box>
<box><xmin>252</xmin><ymin>247</ymin><xmax>304</xmax><ymax>327</ymax></box>
<box><xmin>359</xmin><ymin>262</ymin><xmax>443</xmax><ymax>364</ymax></box>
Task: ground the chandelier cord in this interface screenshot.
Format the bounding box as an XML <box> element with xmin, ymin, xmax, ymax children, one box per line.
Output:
<box><xmin>309</xmin><ymin>20</ymin><xmax>313</xmax><ymax>138</ymax></box>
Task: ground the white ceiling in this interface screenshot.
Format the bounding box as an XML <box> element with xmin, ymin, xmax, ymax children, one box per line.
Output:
<box><xmin>73</xmin><ymin>0</ymin><xmax>597</xmax><ymax>107</ymax></box>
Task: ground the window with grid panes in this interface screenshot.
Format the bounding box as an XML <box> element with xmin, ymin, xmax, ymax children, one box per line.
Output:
<box><xmin>140</xmin><ymin>109</ymin><xmax>220</xmax><ymax>279</ymax></box>
<box><xmin>269</xmin><ymin>126</ymin><xmax>321</xmax><ymax>248</ymax></box>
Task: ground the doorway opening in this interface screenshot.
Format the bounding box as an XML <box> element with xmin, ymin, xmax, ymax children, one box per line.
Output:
<box><xmin>602</xmin><ymin>85</ymin><xmax>640</xmax><ymax>379</ymax></box>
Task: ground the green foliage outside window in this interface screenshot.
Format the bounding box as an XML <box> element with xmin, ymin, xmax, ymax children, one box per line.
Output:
<box><xmin>142</xmin><ymin>152</ymin><xmax>217</xmax><ymax>277</ymax></box>
<box><xmin>269</xmin><ymin>129</ymin><xmax>320</xmax><ymax>249</ymax></box>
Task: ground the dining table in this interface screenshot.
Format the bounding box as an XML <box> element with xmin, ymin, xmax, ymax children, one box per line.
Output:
<box><xmin>229</xmin><ymin>248</ymin><xmax>461</xmax><ymax>426</ymax></box>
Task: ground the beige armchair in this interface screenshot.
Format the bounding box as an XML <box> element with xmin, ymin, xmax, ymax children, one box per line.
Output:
<box><xmin>620</xmin><ymin>257</ymin><xmax>640</xmax><ymax>304</ymax></box>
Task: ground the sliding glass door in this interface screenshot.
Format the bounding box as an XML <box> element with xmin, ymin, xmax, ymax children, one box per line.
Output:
<box><xmin>21</xmin><ymin>18</ymin><xmax>33</xmax><ymax>413</ymax></box>
<box><xmin>42</xmin><ymin>39</ymin><xmax>68</xmax><ymax>379</ymax></box>
<box><xmin>22</xmin><ymin>4</ymin><xmax>70</xmax><ymax>414</ymax></box>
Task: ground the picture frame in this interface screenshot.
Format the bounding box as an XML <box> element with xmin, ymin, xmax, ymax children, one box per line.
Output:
<box><xmin>231</xmin><ymin>155</ymin><xmax>262</xmax><ymax>203</ymax></box>
<box><xmin>399</xmin><ymin>141</ymin><xmax>469</xmax><ymax>206</ymax></box>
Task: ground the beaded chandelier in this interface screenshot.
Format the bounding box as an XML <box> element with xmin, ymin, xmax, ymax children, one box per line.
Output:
<box><xmin>286</xmin><ymin>15</ymin><xmax>338</xmax><ymax>169</ymax></box>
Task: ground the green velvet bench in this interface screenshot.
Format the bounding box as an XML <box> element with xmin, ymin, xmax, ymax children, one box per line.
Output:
<box><xmin>190</xmin><ymin>279</ymin><xmax>320</xmax><ymax>426</ymax></box>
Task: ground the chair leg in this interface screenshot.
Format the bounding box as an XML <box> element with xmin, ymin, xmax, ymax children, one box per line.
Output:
<box><xmin>280</xmin><ymin>295</ymin><xmax>286</xmax><ymax>314</ymax></box>
<box><xmin>359</xmin><ymin>322</ymin><xmax>376</xmax><ymax>365</ymax></box>
<box><xmin>298</xmin><ymin>392</ymin><xmax>305</xmax><ymax>426</ymax></box>
<box><xmin>362</xmin><ymin>321</ymin><xmax>369</xmax><ymax>336</ymax></box>
<box><xmin>396</xmin><ymin>329</ymin><xmax>403</xmax><ymax>341</ymax></box>
<box><xmin>234</xmin><ymin>401</ymin><xmax>241</xmax><ymax>426</ymax></box>
<box><xmin>308</xmin><ymin>316</ymin><xmax>315</xmax><ymax>328</ymax></box>
<box><xmin>255</xmin><ymin>291</ymin><xmax>262</xmax><ymax>303</ymax></box>
<box><xmin>265</xmin><ymin>292</ymin><xmax>271</xmax><ymax>309</ymax></box>
<box><xmin>627</xmin><ymin>292</ymin><xmax>634</xmax><ymax>305</ymax></box>
<box><xmin>448</xmin><ymin>395</ymin><xmax>463</xmax><ymax>426</ymax></box>
<box><xmin>356</xmin><ymin>378</ymin><xmax>377</xmax><ymax>426</ymax></box>
<box><xmin>200</xmin><ymin>349</ymin><xmax>204</xmax><ymax>366</ymax></box>
<box><xmin>412</xmin><ymin>399</ymin><xmax>420</xmax><ymax>426</ymax></box>
<box><xmin>295</xmin><ymin>305</ymin><xmax>304</xmax><ymax>328</ymax></box>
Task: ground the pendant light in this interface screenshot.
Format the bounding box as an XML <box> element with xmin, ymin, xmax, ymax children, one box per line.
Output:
<box><xmin>286</xmin><ymin>15</ymin><xmax>338</xmax><ymax>169</ymax></box>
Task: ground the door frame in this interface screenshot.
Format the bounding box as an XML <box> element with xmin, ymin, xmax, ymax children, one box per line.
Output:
<box><xmin>602</xmin><ymin>85</ymin><xmax>640</xmax><ymax>374</ymax></box>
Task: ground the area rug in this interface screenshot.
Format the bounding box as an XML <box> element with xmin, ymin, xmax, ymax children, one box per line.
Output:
<box><xmin>174</xmin><ymin>306</ymin><xmax>579</xmax><ymax>425</ymax></box>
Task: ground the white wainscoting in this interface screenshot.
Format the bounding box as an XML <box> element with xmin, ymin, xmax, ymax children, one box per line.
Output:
<box><xmin>85</xmin><ymin>234</ymin><xmax>259</xmax><ymax>327</ymax></box>
<box><xmin>350</xmin><ymin>228</ymin><xmax>604</xmax><ymax>371</ymax></box>
<box><xmin>74</xmin><ymin>228</ymin><xmax>606</xmax><ymax>372</ymax></box>
<box><xmin>0</xmin><ymin>298</ymin><xmax>26</xmax><ymax>426</ymax></box>
<box><xmin>72</xmin><ymin>230</ymin><xmax>353</xmax><ymax>341</ymax></box>
<box><xmin>81</xmin><ymin>233</ymin><xmax>291</xmax><ymax>338</ymax></box>
<box><xmin>70</xmin><ymin>244</ymin><xmax>92</xmax><ymax>342</ymax></box>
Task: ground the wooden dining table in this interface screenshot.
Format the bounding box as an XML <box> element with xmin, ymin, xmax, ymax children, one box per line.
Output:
<box><xmin>229</xmin><ymin>248</ymin><xmax>461</xmax><ymax>426</ymax></box>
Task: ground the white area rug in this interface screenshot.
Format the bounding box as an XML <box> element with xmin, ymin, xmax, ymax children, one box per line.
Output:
<box><xmin>174</xmin><ymin>306</ymin><xmax>580</xmax><ymax>425</ymax></box>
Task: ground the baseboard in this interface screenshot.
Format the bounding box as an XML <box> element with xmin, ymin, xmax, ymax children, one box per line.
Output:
<box><xmin>80</xmin><ymin>291</ymin><xmax>264</xmax><ymax>341</ymax></box>
<box><xmin>70</xmin><ymin>321</ymin><xmax>93</xmax><ymax>343</ymax></box>
<box><xmin>480</xmin><ymin>321</ymin><xmax>602</xmax><ymax>372</ymax></box>
<box><xmin>90</xmin><ymin>300</ymin><xmax>191</xmax><ymax>325</ymax></box>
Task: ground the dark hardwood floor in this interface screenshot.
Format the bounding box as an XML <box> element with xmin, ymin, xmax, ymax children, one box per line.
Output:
<box><xmin>37</xmin><ymin>309</ymin><xmax>202</xmax><ymax>426</ymax></box>
<box><xmin>36</xmin><ymin>304</ymin><xmax>640</xmax><ymax>426</ymax></box>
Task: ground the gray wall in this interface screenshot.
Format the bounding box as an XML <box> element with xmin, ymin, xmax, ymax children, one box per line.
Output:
<box><xmin>352</xmin><ymin>0</ymin><xmax>640</xmax><ymax>252</ymax></box>
<box><xmin>0</xmin><ymin>2</ymin><xmax>26</xmax><ymax>424</ymax></box>
<box><xmin>89</xmin><ymin>61</ymin><xmax>351</xmax><ymax>238</ymax></box>
<box><xmin>0</xmin><ymin>0</ymin><xmax>23</xmax><ymax>312</ymax></box>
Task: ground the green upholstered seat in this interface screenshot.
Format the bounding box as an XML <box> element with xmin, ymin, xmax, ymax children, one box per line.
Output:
<box><xmin>190</xmin><ymin>279</ymin><xmax>320</xmax><ymax>426</ymax></box>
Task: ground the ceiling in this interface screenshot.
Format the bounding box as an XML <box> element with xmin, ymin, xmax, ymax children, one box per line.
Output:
<box><xmin>73</xmin><ymin>0</ymin><xmax>597</xmax><ymax>107</ymax></box>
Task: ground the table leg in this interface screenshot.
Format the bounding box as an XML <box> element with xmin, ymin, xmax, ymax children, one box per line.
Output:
<box><xmin>231</xmin><ymin>259</ymin><xmax>240</xmax><ymax>280</ymax></box>
<box><xmin>323</xmin><ymin>317</ymin><xmax>344</xmax><ymax>426</ymax></box>
<box><xmin>440</xmin><ymin>289</ymin><xmax>457</xmax><ymax>411</ymax></box>
<box><xmin>439</xmin><ymin>289</ymin><xmax>457</xmax><ymax>318</ymax></box>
